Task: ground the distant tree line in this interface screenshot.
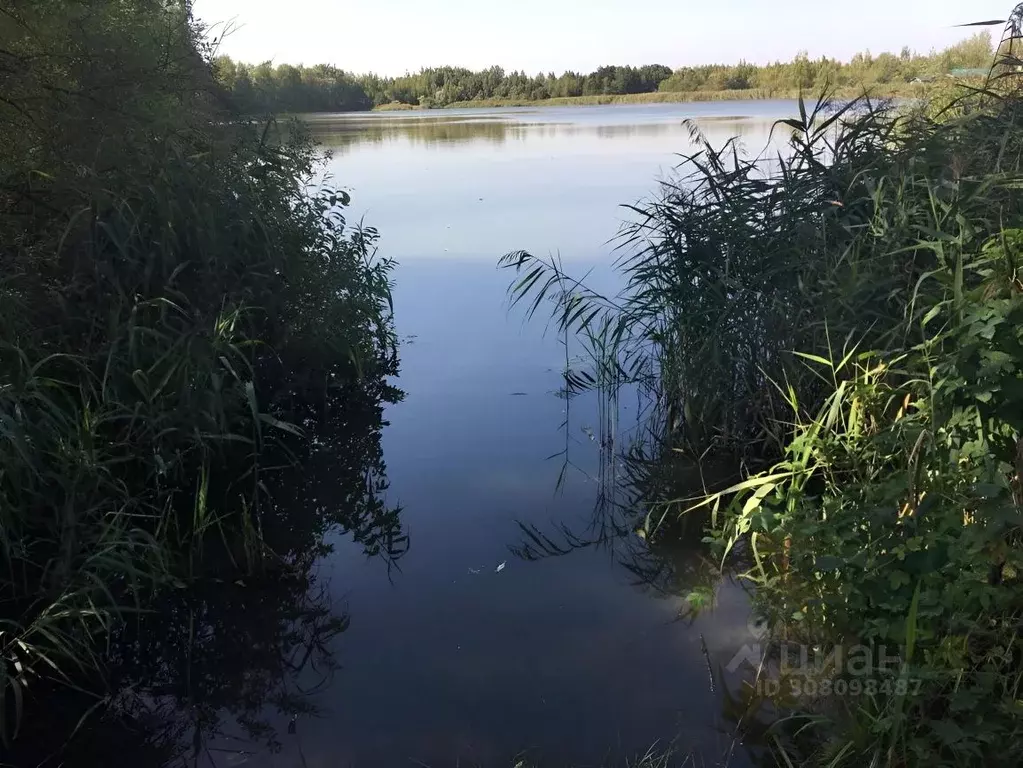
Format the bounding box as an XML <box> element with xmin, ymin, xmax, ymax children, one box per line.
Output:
<box><xmin>213</xmin><ymin>32</ymin><xmax>995</xmax><ymax>113</ymax></box>
<box><xmin>661</xmin><ymin>33</ymin><xmax>996</xmax><ymax>92</ymax></box>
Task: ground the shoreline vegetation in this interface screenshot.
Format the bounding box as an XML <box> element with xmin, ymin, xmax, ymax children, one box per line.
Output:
<box><xmin>501</xmin><ymin>9</ymin><xmax>1023</xmax><ymax>768</ymax></box>
<box><xmin>214</xmin><ymin>32</ymin><xmax>993</xmax><ymax>114</ymax></box>
<box><xmin>6</xmin><ymin>0</ymin><xmax>1023</xmax><ymax>764</ymax></box>
<box><xmin>370</xmin><ymin>85</ymin><xmax>923</xmax><ymax>111</ymax></box>
<box><xmin>0</xmin><ymin>0</ymin><xmax>401</xmax><ymax>759</ymax></box>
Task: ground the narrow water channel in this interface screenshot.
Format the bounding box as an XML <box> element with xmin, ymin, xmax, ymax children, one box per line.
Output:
<box><xmin>17</xmin><ymin>101</ymin><xmax>800</xmax><ymax>768</ymax></box>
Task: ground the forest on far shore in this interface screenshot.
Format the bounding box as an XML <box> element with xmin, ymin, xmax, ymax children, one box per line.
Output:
<box><xmin>212</xmin><ymin>31</ymin><xmax>995</xmax><ymax>112</ymax></box>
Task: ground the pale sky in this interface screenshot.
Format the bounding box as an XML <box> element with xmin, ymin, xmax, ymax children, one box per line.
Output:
<box><xmin>192</xmin><ymin>0</ymin><xmax>1012</xmax><ymax>75</ymax></box>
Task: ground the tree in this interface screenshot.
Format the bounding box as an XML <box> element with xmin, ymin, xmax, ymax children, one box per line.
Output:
<box><xmin>207</xmin><ymin>31</ymin><xmax>1005</xmax><ymax>113</ymax></box>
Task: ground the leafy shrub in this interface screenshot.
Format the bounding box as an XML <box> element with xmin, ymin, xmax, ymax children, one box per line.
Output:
<box><xmin>0</xmin><ymin>0</ymin><xmax>397</xmax><ymax>742</ymax></box>
<box><xmin>503</xmin><ymin>10</ymin><xmax>1023</xmax><ymax>765</ymax></box>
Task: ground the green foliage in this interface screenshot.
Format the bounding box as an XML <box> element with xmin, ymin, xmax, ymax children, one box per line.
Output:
<box><xmin>215</xmin><ymin>57</ymin><xmax>373</xmax><ymax>113</ymax></box>
<box><xmin>503</xmin><ymin>94</ymin><xmax>931</xmax><ymax>461</ymax></box>
<box><xmin>702</xmin><ymin>260</ymin><xmax>1023</xmax><ymax>765</ymax></box>
<box><xmin>214</xmin><ymin>60</ymin><xmax>677</xmax><ymax>112</ymax></box>
<box><xmin>502</xmin><ymin>9</ymin><xmax>1023</xmax><ymax>765</ymax></box>
<box><xmin>212</xmin><ymin>32</ymin><xmax>997</xmax><ymax>114</ymax></box>
<box><xmin>4</xmin><ymin>374</ymin><xmax>403</xmax><ymax>764</ymax></box>
<box><xmin>0</xmin><ymin>0</ymin><xmax>398</xmax><ymax>745</ymax></box>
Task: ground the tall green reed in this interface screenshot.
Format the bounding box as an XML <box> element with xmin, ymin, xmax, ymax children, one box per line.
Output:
<box><xmin>502</xmin><ymin>8</ymin><xmax>1023</xmax><ymax>765</ymax></box>
<box><xmin>0</xmin><ymin>0</ymin><xmax>398</xmax><ymax>745</ymax></box>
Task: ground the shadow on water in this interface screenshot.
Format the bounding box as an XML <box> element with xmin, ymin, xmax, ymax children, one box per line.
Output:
<box><xmin>4</xmin><ymin>375</ymin><xmax>406</xmax><ymax>768</ymax></box>
<box><xmin>505</xmin><ymin>361</ymin><xmax>775</xmax><ymax>765</ymax></box>
<box><xmin>512</xmin><ymin>443</ymin><xmax>727</xmax><ymax>603</ymax></box>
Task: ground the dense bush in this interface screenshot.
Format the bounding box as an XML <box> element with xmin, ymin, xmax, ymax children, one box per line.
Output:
<box><xmin>0</xmin><ymin>0</ymin><xmax>396</xmax><ymax>742</ymax></box>
<box><xmin>503</xmin><ymin>9</ymin><xmax>1023</xmax><ymax>765</ymax></box>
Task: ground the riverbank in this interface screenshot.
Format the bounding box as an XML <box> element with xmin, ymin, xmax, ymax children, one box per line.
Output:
<box><xmin>372</xmin><ymin>85</ymin><xmax>925</xmax><ymax>111</ymax></box>
<box><xmin>0</xmin><ymin>1</ymin><xmax>400</xmax><ymax>754</ymax></box>
<box><xmin>500</xmin><ymin>61</ymin><xmax>1023</xmax><ymax>766</ymax></box>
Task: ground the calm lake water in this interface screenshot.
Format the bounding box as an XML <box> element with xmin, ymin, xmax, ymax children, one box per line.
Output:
<box><xmin>23</xmin><ymin>101</ymin><xmax>802</xmax><ymax>768</ymax></box>
<box><xmin>300</xmin><ymin>102</ymin><xmax>795</xmax><ymax>767</ymax></box>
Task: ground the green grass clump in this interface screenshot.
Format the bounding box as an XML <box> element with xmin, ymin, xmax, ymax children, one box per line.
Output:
<box><xmin>0</xmin><ymin>0</ymin><xmax>397</xmax><ymax>745</ymax></box>
<box><xmin>502</xmin><ymin>8</ymin><xmax>1023</xmax><ymax>767</ymax></box>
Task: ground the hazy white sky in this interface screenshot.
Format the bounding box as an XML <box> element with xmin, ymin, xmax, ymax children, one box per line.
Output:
<box><xmin>192</xmin><ymin>0</ymin><xmax>1012</xmax><ymax>75</ymax></box>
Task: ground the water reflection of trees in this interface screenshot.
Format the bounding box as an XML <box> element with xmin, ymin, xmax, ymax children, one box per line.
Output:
<box><xmin>511</xmin><ymin>384</ymin><xmax>742</xmax><ymax>606</ymax></box>
<box><xmin>594</xmin><ymin>123</ymin><xmax>681</xmax><ymax>140</ymax></box>
<box><xmin>7</xmin><ymin>376</ymin><xmax>405</xmax><ymax>767</ymax></box>
<box><xmin>510</xmin><ymin>392</ymin><xmax>784</xmax><ymax>765</ymax></box>
<box><xmin>310</xmin><ymin>117</ymin><xmax>523</xmax><ymax>151</ymax></box>
<box><xmin>307</xmin><ymin>115</ymin><xmax>773</xmax><ymax>154</ymax></box>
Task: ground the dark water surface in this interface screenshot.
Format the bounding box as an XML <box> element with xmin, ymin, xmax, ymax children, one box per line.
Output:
<box><xmin>292</xmin><ymin>103</ymin><xmax>794</xmax><ymax>766</ymax></box>
<box><xmin>25</xmin><ymin>102</ymin><xmax>801</xmax><ymax>768</ymax></box>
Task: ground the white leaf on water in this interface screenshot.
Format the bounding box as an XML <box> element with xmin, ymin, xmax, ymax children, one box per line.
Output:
<box><xmin>495</xmin><ymin>561</ymin><xmax>506</xmax><ymax>573</ymax></box>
